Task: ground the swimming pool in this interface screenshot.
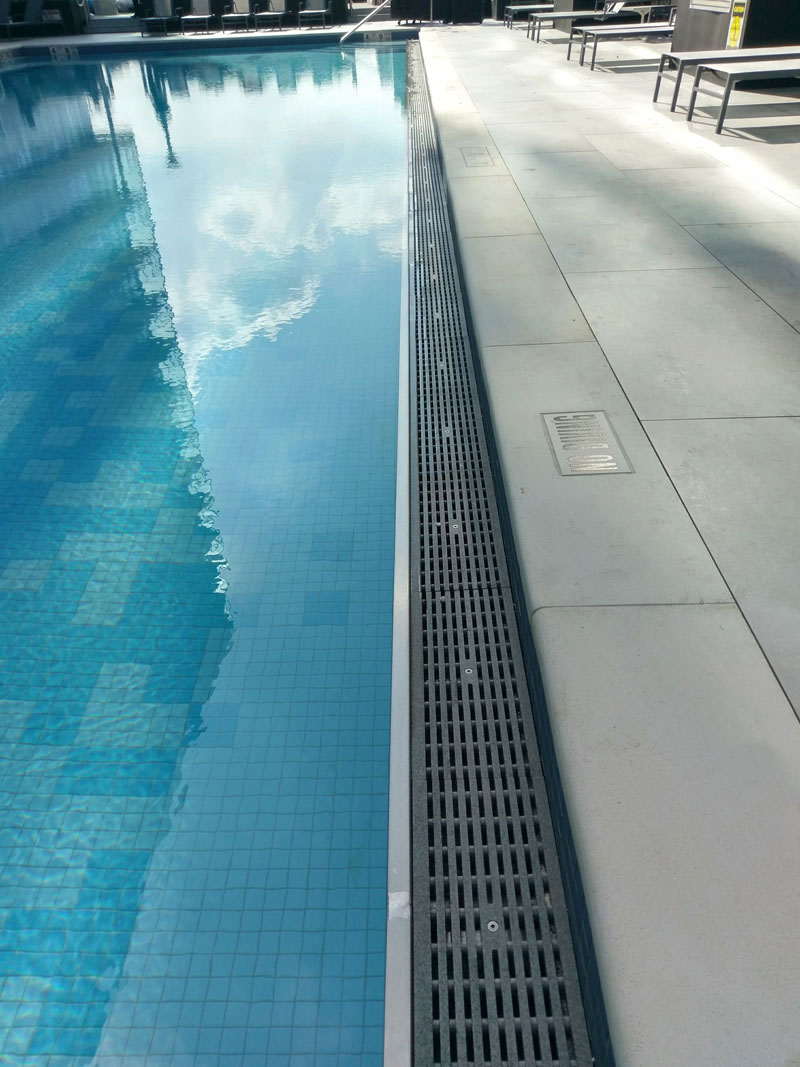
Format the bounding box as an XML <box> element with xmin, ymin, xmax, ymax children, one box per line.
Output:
<box><xmin>0</xmin><ymin>44</ymin><xmax>406</xmax><ymax>1064</ymax></box>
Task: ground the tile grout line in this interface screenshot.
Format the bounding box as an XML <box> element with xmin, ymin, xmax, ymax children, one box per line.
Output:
<box><xmin>643</xmin><ymin>414</ymin><xmax>800</xmax><ymax>422</ymax></box>
<box><xmin>531</xmin><ymin>601</ymin><xmax>737</xmax><ymax>615</ymax></box>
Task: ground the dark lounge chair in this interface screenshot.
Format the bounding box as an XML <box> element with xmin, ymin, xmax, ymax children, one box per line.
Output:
<box><xmin>140</xmin><ymin>2</ymin><xmax>182</xmax><ymax>33</ymax></box>
<box><xmin>5</xmin><ymin>0</ymin><xmax>65</xmax><ymax>36</ymax></box>
<box><xmin>181</xmin><ymin>0</ymin><xmax>215</xmax><ymax>31</ymax></box>
<box><xmin>253</xmin><ymin>0</ymin><xmax>282</xmax><ymax>28</ymax></box>
<box><xmin>221</xmin><ymin>0</ymin><xmax>251</xmax><ymax>29</ymax></box>
<box><xmin>298</xmin><ymin>0</ymin><xmax>331</xmax><ymax>28</ymax></box>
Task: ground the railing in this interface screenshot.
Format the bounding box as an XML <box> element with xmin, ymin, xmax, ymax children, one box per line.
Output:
<box><xmin>340</xmin><ymin>0</ymin><xmax>390</xmax><ymax>44</ymax></box>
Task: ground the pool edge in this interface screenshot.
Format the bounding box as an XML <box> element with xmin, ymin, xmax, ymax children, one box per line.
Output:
<box><xmin>383</xmin><ymin>54</ymin><xmax>412</xmax><ymax>1067</ymax></box>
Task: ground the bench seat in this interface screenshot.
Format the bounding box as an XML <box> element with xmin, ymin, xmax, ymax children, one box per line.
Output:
<box><xmin>503</xmin><ymin>3</ymin><xmax>552</xmax><ymax>30</ymax></box>
<box><xmin>568</xmin><ymin>17</ymin><xmax>675</xmax><ymax>69</ymax></box>
<box><xmin>654</xmin><ymin>46</ymin><xmax>800</xmax><ymax>112</ymax></box>
<box><xmin>687</xmin><ymin>58</ymin><xmax>800</xmax><ymax>134</ymax></box>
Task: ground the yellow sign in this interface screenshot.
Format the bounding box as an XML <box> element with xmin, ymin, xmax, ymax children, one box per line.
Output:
<box><xmin>727</xmin><ymin>0</ymin><xmax>747</xmax><ymax>48</ymax></box>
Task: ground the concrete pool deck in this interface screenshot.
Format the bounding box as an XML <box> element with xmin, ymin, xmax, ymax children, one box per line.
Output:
<box><xmin>420</xmin><ymin>23</ymin><xmax>800</xmax><ymax>1067</ymax></box>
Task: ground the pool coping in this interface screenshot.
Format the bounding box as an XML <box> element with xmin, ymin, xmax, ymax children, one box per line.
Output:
<box><xmin>384</xmin><ymin>91</ymin><xmax>412</xmax><ymax>1067</ymax></box>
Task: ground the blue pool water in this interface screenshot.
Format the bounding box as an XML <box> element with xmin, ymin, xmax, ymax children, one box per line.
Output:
<box><xmin>0</xmin><ymin>45</ymin><xmax>406</xmax><ymax>1064</ymax></box>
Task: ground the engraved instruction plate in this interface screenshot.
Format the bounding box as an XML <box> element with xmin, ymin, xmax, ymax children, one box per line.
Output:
<box><xmin>542</xmin><ymin>411</ymin><xmax>633</xmax><ymax>476</ymax></box>
<box><xmin>460</xmin><ymin>146</ymin><xmax>493</xmax><ymax>167</ymax></box>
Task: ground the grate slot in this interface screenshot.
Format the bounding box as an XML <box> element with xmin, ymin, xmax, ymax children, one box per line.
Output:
<box><xmin>407</xmin><ymin>44</ymin><xmax>593</xmax><ymax>1067</ymax></box>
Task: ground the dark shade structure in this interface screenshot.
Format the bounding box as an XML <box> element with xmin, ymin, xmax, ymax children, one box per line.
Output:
<box><xmin>392</xmin><ymin>0</ymin><xmax>483</xmax><ymax>22</ymax></box>
<box><xmin>673</xmin><ymin>0</ymin><xmax>800</xmax><ymax>52</ymax></box>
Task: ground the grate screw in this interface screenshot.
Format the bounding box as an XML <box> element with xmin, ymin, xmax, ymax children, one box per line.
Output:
<box><xmin>486</xmin><ymin>920</ymin><xmax>499</xmax><ymax>932</ymax></box>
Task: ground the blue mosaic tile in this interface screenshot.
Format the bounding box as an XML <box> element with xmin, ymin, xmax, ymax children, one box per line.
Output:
<box><xmin>0</xmin><ymin>42</ymin><xmax>406</xmax><ymax>1067</ymax></box>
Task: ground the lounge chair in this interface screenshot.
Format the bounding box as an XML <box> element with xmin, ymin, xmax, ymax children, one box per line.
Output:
<box><xmin>527</xmin><ymin>0</ymin><xmax>621</xmax><ymax>43</ymax></box>
<box><xmin>6</xmin><ymin>0</ymin><xmax>65</xmax><ymax>36</ymax></box>
<box><xmin>221</xmin><ymin>0</ymin><xmax>252</xmax><ymax>29</ymax></box>
<box><xmin>0</xmin><ymin>0</ymin><xmax>12</xmax><ymax>37</ymax></box>
<box><xmin>298</xmin><ymin>0</ymin><xmax>331</xmax><ymax>27</ymax></box>
<box><xmin>181</xmin><ymin>0</ymin><xmax>215</xmax><ymax>31</ymax></box>
<box><xmin>253</xmin><ymin>0</ymin><xmax>282</xmax><ymax>28</ymax></box>
<box><xmin>140</xmin><ymin>2</ymin><xmax>182</xmax><ymax>33</ymax></box>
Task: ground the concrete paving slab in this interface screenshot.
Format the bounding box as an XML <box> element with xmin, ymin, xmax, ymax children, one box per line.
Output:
<box><xmin>470</xmin><ymin>69</ymin><xmax>590</xmax><ymax>95</ymax></box>
<box><xmin>533</xmin><ymin>602</ymin><xmax>800</xmax><ymax>1067</ymax></box>
<box><xmin>459</xmin><ymin>234</ymin><xmax>593</xmax><ymax>346</ymax></box>
<box><xmin>624</xmin><ymin>166</ymin><xmax>800</xmax><ymax>225</ymax></box>
<box><xmin>566</xmin><ymin>267</ymin><xmax>800</xmax><ymax>419</ymax></box>
<box><xmin>688</xmin><ymin>98</ymin><xmax>800</xmax><ymax>139</ymax></box>
<box><xmin>646</xmin><ymin>415</ymin><xmax>800</xmax><ymax>711</ymax></box>
<box><xmin>487</xmin><ymin>120</ymin><xmax>594</xmax><ymax>154</ymax></box>
<box><xmin>447</xmin><ymin>175</ymin><xmax>539</xmax><ymax>238</ymax></box>
<box><xmin>523</xmin><ymin>189</ymin><xmax>677</xmax><ymax>227</ymax></box>
<box><xmin>717</xmin><ymin>136</ymin><xmax>800</xmax><ymax>160</ymax></box>
<box><xmin>685</xmin><ymin>220</ymin><xmax>800</xmax><ymax>332</ymax></box>
<box><xmin>546</xmin><ymin>90</ymin><xmax>623</xmax><ymax>111</ymax></box>
<box><xmin>470</xmin><ymin>100</ymin><xmax>566</xmax><ymax>124</ymax></box>
<box><xmin>480</xmin><ymin>341</ymin><xmax>731</xmax><ymax>607</ymax></box>
<box><xmin>584</xmin><ymin>128</ymin><xmax>723</xmax><ymax>170</ymax></box>
<box><xmin>548</xmin><ymin>107</ymin><xmax>658</xmax><ymax>134</ymax></box>
<box><xmin>525</xmin><ymin>194</ymin><xmax>718</xmax><ymax>272</ymax></box>
<box><xmin>508</xmin><ymin>149</ymin><xmax>636</xmax><ymax>198</ymax></box>
<box><xmin>434</xmin><ymin>111</ymin><xmax>494</xmax><ymax>146</ymax></box>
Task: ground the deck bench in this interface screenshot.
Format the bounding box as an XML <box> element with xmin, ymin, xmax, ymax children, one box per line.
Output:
<box><xmin>527</xmin><ymin>6</ymin><xmax>602</xmax><ymax>42</ymax></box>
<box><xmin>503</xmin><ymin>3</ymin><xmax>552</xmax><ymax>29</ymax></box>
<box><xmin>533</xmin><ymin>5</ymin><xmax>627</xmax><ymax>41</ymax></box>
<box><xmin>527</xmin><ymin>0</ymin><xmax>661</xmax><ymax>42</ymax></box>
<box><xmin>654</xmin><ymin>46</ymin><xmax>800</xmax><ymax>112</ymax></box>
<box><xmin>568</xmin><ymin>15</ymin><xmax>675</xmax><ymax>69</ymax></box>
<box><xmin>687</xmin><ymin>58</ymin><xmax>800</xmax><ymax>134</ymax></box>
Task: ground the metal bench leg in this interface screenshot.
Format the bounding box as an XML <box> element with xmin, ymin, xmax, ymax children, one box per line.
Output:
<box><xmin>686</xmin><ymin>68</ymin><xmax>703</xmax><ymax>122</ymax></box>
<box><xmin>579</xmin><ymin>32</ymin><xmax>588</xmax><ymax>65</ymax></box>
<box><xmin>590</xmin><ymin>35</ymin><xmax>599</xmax><ymax>70</ymax></box>
<box><xmin>567</xmin><ymin>27</ymin><xmax>575</xmax><ymax>60</ymax></box>
<box><xmin>670</xmin><ymin>64</ymin><xmax>684</xmax><ymax>111</ymax></box>
<box><xmin>716</xmin><ymin>75</ymin><xmax>735</xmax><ymax>135</ymax></box>
<box><xmin>653</xmin><ymin>54</ymin><xmax>666</xmax><ymax>102</ymax></box>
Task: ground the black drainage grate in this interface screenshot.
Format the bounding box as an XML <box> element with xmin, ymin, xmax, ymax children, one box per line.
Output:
<box><xmin>407</xmin><ymin>44</ymin><xmax>593</xmax><ymax>1067</ymax></box>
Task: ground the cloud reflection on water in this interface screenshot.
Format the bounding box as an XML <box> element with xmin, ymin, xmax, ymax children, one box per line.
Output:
<box><xmin>105</xmin><ymin>49</ymin><xmax>406</xmax><ymax>380</ymax></box>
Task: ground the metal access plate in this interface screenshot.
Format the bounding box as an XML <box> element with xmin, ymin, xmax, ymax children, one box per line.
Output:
<box><xmin>460</xmin><ymin>146</ymin><xmax>494</xmax><ymax>167</ymax></box>
<box><xmin>542</xmin><ymin>410</ymin><xmax>633</xmax><ymax>476</ymax></box>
